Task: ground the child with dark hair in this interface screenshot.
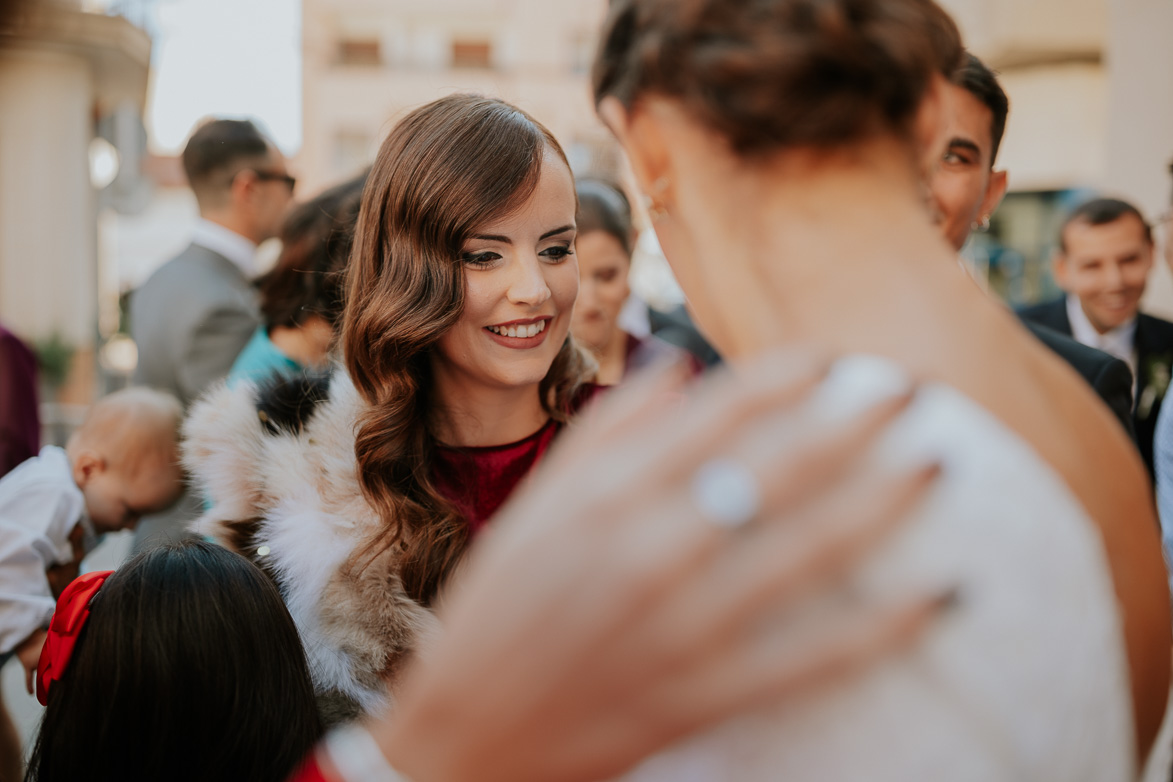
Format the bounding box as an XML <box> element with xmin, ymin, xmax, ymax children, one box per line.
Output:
<box><xmin>27</xmin><ymin>540</ymin><xmax>321</xmax><ymax>782</ymax></box>
<box><xmin>227</xmin><ymin>172</ymin><xmax>368</xmax><ymax>386</ymax></box>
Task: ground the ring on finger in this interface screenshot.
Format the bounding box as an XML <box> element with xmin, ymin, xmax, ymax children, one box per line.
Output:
<box><xmin>691</xmin><ymin>458</ymin><xmax>762</xmax><ymax>529</ymax></box>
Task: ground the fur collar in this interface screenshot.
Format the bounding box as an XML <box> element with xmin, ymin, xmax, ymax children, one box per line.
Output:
<box><xmin>182</xmin><ymin>369</ymin><xmax>438</xmax><ymax>713</ymax></box>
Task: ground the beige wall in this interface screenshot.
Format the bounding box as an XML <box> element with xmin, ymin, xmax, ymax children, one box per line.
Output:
<box><xmin>996</xmin><ymin>63</ymin><xmax>1107</xmax><ymax>192</ymax></box>
<box><xmin>940</xmin><ymin>0</ymin><xmax>1103</xmax><ymax>66</ymax></box>
<box><xmin>298</xmin><ymin>0</ymin><xmax>611</xmax><ymax>195</ymax></box>
<box><xmin>0</xmin><ymin>48</ymin><xmax>97</xmax><ymax>348</ymax></box>
<box><xmin>1106</xmin><ymin>0</ymin><xmax>1173</xmax><ymax>318</ymax></box>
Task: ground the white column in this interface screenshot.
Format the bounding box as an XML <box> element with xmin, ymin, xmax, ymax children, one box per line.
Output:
<box><xmin>0</xmin><ymin>47</ymin><xmax>96</xmax><ymax>349</ymax></box>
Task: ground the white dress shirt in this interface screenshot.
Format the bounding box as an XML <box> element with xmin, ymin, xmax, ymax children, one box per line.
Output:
<box><xmin>1066</xmin><ymin>295</ymin><xmax>1138</xmax><ymax>388</ymax></box>
<box><xmin>0</xmin><ymin>446</ymin><xmax>93</xmax><ymax>654</ymax></box>
<box><xmin>191</xmin><ymin>218</ymin><xmax>259</xmax><ymax>279</ymax></box>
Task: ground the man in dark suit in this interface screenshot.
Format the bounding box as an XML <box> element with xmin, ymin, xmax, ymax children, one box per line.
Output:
<box><xmin>927</xmin><ymin>53</ymin><xmax>1135</xmax><ymax>437</ymax></box>
<box><xmin>1019</xmin><ymin>197</ymin><xmax>1173</xmax><ymax>477</ymax></box>
<box><xmin>130</xmin><ymin>118</ymin><xmax>295</xmax><ymax>549</ymax></box>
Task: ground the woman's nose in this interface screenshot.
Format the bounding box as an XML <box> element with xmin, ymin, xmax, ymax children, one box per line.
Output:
<box><xmin>507</xmin><ymin>257</ymin><xmax>552</xmax><ymax>306</ymax></box>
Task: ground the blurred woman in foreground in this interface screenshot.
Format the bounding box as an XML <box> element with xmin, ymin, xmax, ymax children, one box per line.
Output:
<box><xmin>589</xmin><ymin>0</ymin><xmax>1168</xmax><ymax>776</ymax></box>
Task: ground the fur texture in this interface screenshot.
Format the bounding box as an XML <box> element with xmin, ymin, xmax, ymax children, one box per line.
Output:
<box><xmin>182</xmin><ymin>370</ymin><xmax>438</xmax><ymax>713</ymax></box>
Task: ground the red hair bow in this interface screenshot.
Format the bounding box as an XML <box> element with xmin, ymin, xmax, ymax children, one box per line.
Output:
<box><xmin>36</xmin><ymin>570</ymin><xmax>113</xmax><ymax>706</ymax></box>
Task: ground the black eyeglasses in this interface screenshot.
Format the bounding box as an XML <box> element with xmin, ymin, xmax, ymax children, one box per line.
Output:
<box><xmin>248</xmin><ymin>169</ymin><xmax>297</xmax><ymax>192</ymax></box>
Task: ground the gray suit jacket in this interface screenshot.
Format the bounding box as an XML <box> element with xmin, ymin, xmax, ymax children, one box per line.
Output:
<box><xmin>129</xmin><ymin>243</ymin><xmax>259</xmax><ymax>550</ymax></box>
<box><xmin>131</xmin><ymin>243</ymin><xmax>259</xmax><ymax>407</ymax></box>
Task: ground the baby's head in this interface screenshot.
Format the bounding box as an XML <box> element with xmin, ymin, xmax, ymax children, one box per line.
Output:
<box><xmin>65</xmin><ymin>388</ymin><xmax>183</xmax><ymax>533</ymax></box>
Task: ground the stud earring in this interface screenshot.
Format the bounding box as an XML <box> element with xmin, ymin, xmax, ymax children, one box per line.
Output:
<box><xmin>641</xmin><ymin>177</ymin><xmax>671</xmax><ymax>222</ymax></box>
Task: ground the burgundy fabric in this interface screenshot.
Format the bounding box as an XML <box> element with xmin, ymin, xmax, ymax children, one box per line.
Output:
<box><xmin>0</xmin><ymin>323</ymin><xmax>39</xmax><ymax>478</ymax></box>
<box><xmin>432</xmin><ymin>384</ymin><xmax>604</xmax><ymax>534</ymax></box>
<box><xmin>432</xmin><ymin>419</ymin><xmax>562</xmax><ymax>535</ymax></box>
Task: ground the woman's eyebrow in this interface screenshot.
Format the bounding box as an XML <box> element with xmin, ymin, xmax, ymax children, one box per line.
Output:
<box><xmin>471</xmin><ymin>224</ymin><xmax>576</xmax><ymax>244</ymax></box>
<box><xmin>540</xmin><ymin>224</ymin><xmax>575</xmax><ymax>240</ymax></box>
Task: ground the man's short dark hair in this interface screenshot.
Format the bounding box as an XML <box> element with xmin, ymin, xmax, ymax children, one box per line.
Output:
<box><xmin>950</xmin><ymin>52</ymin><xmax>1009</xmax><ymax>166</ymax></box>
<box><xmin>1059</xmin><ymin>197</ymin><xmax>1153</xmax><ymax>252</ymax></box>
<box><xmin>181</xmin><ymin>118</ymin><xmax>271</xmax><ymax>204</ymax></box>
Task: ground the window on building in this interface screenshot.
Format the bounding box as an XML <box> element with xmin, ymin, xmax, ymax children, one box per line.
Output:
<box><xmin>981</xmin><ymin>188</ymin><xmax>1097</xmax><ymax>306</ymax></box>
<box><xmin>337</xmin><ymin>38</ymin><xmax>382</xmax><ymax>67</ymax></box>
<box><xmin>451</xmin><ymin>40</ymin><xmax>492</xmax><ymax>69</ymax></box>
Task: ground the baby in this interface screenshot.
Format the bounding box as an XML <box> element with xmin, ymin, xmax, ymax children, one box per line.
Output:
<box><xmin>0</xmin><ymin>387</ymin><xmax>183</xmax><ymax>687</ymax></box>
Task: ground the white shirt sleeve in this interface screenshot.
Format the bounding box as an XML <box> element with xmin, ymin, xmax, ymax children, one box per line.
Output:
<box><xmin>0</xmin><ymin>477</ymin><xmax>83</xmax><ymax>655</ymax></box>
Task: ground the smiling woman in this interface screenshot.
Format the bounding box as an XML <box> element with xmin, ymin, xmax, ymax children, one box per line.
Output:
<box><xmin>430</xmin><ymin>149</ymin><xmax>581</xmax><ymax>423</ymax></box>
<box><xmin>182</xmin><ymin>94</ymin><xmax>596</xmax><ymax>722</ymax></box>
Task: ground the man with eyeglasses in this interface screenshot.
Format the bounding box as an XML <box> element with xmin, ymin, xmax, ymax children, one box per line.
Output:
<box><xmin>129</xmin><ymin>118</ymin><xmax>295</xmax><ymax>551</ymax></box>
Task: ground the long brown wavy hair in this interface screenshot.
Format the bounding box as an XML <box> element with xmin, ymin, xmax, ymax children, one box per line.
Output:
<box><xmin>342</xmin><ymin>94</ymin><xmax>593</xmax><ymax>606</ymax></box>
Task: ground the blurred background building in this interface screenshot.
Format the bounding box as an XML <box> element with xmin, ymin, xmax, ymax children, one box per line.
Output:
<box><xmin>0</xmin><ymin>0</ymin><xmax>150</xmax><ymax>436</ymax></box>
<box><xmin>299</xmin><ymin>0</ymin><xmax>614</xmax><ymax>194</ymax></box>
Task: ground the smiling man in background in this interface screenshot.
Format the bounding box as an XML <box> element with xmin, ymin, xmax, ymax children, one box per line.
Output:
<box><xmin>1019</xmin><ymin>197</ymin><xmax>1173</xmax><ymax>477</ymax></box>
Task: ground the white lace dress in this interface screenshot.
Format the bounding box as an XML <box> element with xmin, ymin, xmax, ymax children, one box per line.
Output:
<box><xmin>622</xmin><ymin>355</ymin><xmax>1134</xmax><ymax>782</ymax></box>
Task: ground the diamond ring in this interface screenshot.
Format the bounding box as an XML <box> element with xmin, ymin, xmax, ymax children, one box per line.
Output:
<box><xmin>691</xmin><ymin>458</ymin><xmax>761</xmax><ymax>529</ymax></box>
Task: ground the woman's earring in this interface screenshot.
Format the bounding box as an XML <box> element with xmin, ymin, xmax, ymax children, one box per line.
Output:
<box><xmin>641</xmin><ymin>177</ymin><xmax>671</xmax><ymax>223</ymax></box>
<box><xmin>972</xmin><ymin>214</ymin><xmax>991</xmax><ymax>232</ymax></box>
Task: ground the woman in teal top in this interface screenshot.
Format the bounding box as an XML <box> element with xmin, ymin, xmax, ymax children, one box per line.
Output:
<box><xmin>228</xmin><ymin>172</ymin><xmax>367</xmax><ymax>387</ymax></box>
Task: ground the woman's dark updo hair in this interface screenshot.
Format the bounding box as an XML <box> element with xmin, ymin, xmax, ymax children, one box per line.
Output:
<box><xmin>576</xmin><ymin>179</ymin><xmax>635</xmax><ymax>256</ymax></box>
<box><xmin>593</xmin><ymin>0</ymin><xmax>964</xmax><ymax>155</ymax></box>
<box><xmin>26</xmin><ymin>541</ymin><xmax>321</xmax><ymax>782</ymax></box>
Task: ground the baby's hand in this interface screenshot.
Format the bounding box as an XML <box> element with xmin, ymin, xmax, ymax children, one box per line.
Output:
<box><xmin>46</xmin><ymin>524</ymin><xmax>86</xmax><ymax>598</ymax></box>
<box><xmin>15</xmin><ymin>629</ymin><xmax>47</xmax><ymax>695</ymax></box>
<box><xmin>45</xmin><ymin>561</ymin><xmax>80</xmax><ymax>598</ymax></box>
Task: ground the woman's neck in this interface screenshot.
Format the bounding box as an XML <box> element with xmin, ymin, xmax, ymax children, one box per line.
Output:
<box><xmin>592</xmin><ymin>327</ymin><xmax>630</xmax><ymax>386</ymax></box>
<box><xmin>429</xmin><ymin>378</ymin><xmax>549</xmax><ymax>448</ymax></box>
<box><xmin>674</xmin><ymin>137</ymin><xmax>981</xmax><ymax>365</ymax></box>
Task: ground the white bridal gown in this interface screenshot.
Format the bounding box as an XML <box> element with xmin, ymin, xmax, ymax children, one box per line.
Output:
<box><xmin>622</xmin><ymin>355</ymin><xmax>1134</xmax><ymax>782</ymax></box>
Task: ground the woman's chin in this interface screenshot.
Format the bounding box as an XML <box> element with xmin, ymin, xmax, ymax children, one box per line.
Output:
<box><xmin>571</xmin><ymin>329</ymin><xmax>611</xmax><ymax>355</ymax></box>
